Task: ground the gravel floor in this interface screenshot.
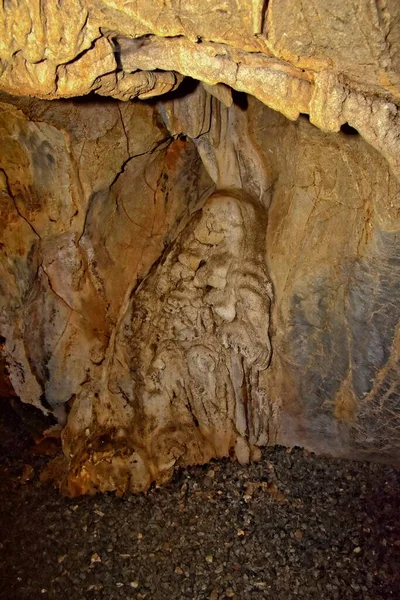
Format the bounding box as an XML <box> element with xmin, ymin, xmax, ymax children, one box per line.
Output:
<box><xmin>0</xmin><ymin>403</ymin><xmax>399</xmax><ymax>600</ymax></box>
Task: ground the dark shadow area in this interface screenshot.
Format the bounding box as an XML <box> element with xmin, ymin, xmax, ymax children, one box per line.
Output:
<box><xmin>232</xmin><ymin>90</ymin><xmax>248</xmax><ymax>111</ymax></box>
<box><xmin>340</xmin><ymin>122</ymin><xmax>359</xmax><ymax>135</ymax></box>
<box><xmin>66</xmin><ymin>91</ymin><xmax>109</xmax><ymax>105</ymax></box>
<box><xmin>111</xmin><ymin>37</ymin><xmax>122</xmax><ymax>71</ymax></box>
<box><xmin>0</xmin><ymin>397</ymin><xmax>55</xmax><ymax>442</ymax></box>
<box><xmin>146</xmin><ymin>76</ymin><xmax>200</xmax><ymax>106</ymax></box>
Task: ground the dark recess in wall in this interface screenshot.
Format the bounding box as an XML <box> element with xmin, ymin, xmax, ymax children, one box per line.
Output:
<box><xmin>340</xmin><ymin>123</ymin><xmax>359</xmax><ymax>135</ymax></box>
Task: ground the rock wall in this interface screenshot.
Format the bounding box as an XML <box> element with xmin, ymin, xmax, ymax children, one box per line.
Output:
<box><xmin>1</xmin><ymin>84</ymin><xmax>399</xmax><ymax>494</ymax></box>
<box><xmin>248</xmin><ymin>100</ymin><xmax>400</xmax><ymax>463</ymax></box>
<box><xmin>0</xmin><ymin>1</ymin><xmax>399</xmax><ymax>179</ymax></box>
<box><xmin>0</xmin><ymin>93</ymin><xmax>214</xmax><ymax>419</ymax></box>
<box><xmin>0</xmin><ymin>1</ymin><xmax>399</xmax><ymax>493</ymax></box>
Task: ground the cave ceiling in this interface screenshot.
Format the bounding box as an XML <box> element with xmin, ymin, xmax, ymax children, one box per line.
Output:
<box><xmin>0</xmin><ymin>1</ymin><xmax>399</xmax><ymax>177</ymax></box>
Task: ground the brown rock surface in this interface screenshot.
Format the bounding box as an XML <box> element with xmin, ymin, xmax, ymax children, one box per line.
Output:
<box><xmin>0</xmin><ymin>1</ymin><xmax>399</xmax><ymax>173</ymax></box>
<box><xmin>0</xmin><ymin>2</ymin><xmax>399</xmax><ymax>493</ymax></box>
<box><xmin>0</xmin><ymin>93</ymin><xmax>213</xmax><ymax>422</ymax></box>
<box><xmin>248</xmin><ymin>99</ymin><xmax>400</xmax><ymax>463</ymax></box>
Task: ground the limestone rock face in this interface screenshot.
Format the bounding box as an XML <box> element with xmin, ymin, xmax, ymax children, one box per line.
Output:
<box><xmin>1</xmin><ymin>1</ymin><xmax>399</xmax><ymax>101</ymax></box>
<box><xmin>0</xmin><ymin>1</ymin><xmax>400</xmax><ymax>493</ymax></box>
<box><xmin>249</xmin><ymin>100</ymin><xmax>400</xmax><ymax>463</ymax></box>
<box><xmin>0</xmin><ymin>93</ymin><xmax>213</xmax><ymax>420</ymax></box>
<box><xmin>0</xmin><ymin>1</ymin><xmax>399</xmax><ymax>174</ymax></box>
<box><xmin>64</xmin><ymin>189</ymin><xmax>273</xmax><ymax>494</ymax></box>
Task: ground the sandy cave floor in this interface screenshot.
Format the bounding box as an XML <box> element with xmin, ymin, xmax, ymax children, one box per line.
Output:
<box><xmin>0</xmin><ymin>402</ymin><xmax>399</xmax><ymax>600</ymax></box>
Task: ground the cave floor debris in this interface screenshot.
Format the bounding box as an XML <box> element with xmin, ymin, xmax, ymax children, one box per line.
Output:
<box><xmin>0</xmin><ymin>403</ymin><xmax>399</xmax><ymax>600</ymax></box>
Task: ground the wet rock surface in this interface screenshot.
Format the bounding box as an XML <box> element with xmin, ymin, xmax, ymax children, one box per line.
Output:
<box><xmin>1</xmin><ymin>404</ymin><xmax>399</xmax><ymax>600</ymax></box>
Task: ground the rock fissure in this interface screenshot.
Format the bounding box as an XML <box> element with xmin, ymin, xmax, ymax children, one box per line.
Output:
<box><xmin>1</xmin><ymin>167</ymin><xmax>42</xmax><ymax>240</ymax></box>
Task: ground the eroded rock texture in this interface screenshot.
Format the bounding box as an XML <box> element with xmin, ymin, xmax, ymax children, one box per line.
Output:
<box><xmin>249</xmin><ymin>101</ymin><xmax>400</xmax><ymax>464</ymax></box>
<box><xmin>0</xmin><ymin>0</ymin><xmax>399</xmax><ymax>177</ymax></box>
<box><xmin>0</xmin><ymin>93</ymin><xmax>213</xmax><ymax>419</ymax></box>
<box><xmin>56</xmin><ymin>87</ymin><xmax>277</xmax><ymax>494</ymax></box>
<box><xmin>64</xmin><ymin>189</ymin><xmax>273</xmax><ymax>494</ymax></box>
<box><xmin>0</xmin><ymin>1</ymin><xmax>400</xmax><ymax>493</ymax></box>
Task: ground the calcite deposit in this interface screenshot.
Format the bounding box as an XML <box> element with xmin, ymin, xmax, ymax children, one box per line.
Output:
<box><xmin>0</xmin><ymin>1</ymin><xmax>399</xmax><ymax>493</ymax></box>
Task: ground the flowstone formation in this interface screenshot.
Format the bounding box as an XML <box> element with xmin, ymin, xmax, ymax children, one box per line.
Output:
<box><xmin>64</xmin><ymin>189</ymin><xmax>273</xmax><ymax>494</ymax></box>
<box><xmin>0</xmin><ymin>1</ymin><xmax>400</xmax><ymax>493</ymax></box>
<box><xmin>59</xmin><ymin>89</ymin><xmax>276</xmax><ymax>494</ymax></box>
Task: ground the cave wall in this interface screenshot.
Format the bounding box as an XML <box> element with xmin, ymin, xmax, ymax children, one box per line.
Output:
<box><xmin>248</xmin><ymin>99</ymin><xmax>400</xmax><ymax>462</ymax></box>
<box><xmin>0</xmin><ymin>0</ymin><xmax>400</xmax><ymax>493</ymax></box>
<box><xmin>1</xmin><ymin>86</ymin><xmax>399</xmax><ymax>495</ymax></box>
<box><xmin>0</xmin><ymin>0</ymin><xmax>399</xmax><ymax>101</ymax></box>
<box><xmin>0</xmin><ymin>0</ymin><xmax>399</xmax><ymax>179</ymax></box>
<box><xmin>0</xmin><ymin>94</ymin><xmax>214</xmax><ymax>418</ymax></box>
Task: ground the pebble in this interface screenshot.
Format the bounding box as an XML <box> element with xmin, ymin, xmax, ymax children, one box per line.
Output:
<box><xmin>294</xmin><ymin>529</ymin><xmax>304</xmax><ymax>539</ymax></box>
<box><xmin>20</xmin><ymin>463</ymin><xmax>35</xmax><ymax>483</ymax></box>
<box><xmin>90</xmin><ymin>553</ymin><xmax>101</xmax><ymax>564</ymax></box>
